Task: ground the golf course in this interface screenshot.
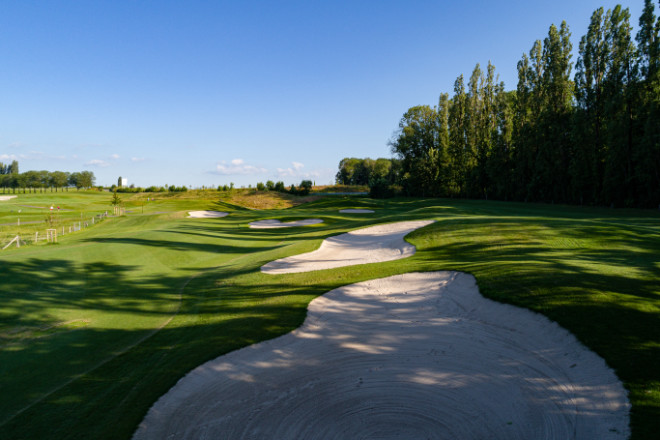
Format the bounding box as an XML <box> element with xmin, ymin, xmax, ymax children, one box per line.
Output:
<box><xmin>0</xmin><ymin>189</ymin><xmax>659</xmax><ymax>439</ymax></box>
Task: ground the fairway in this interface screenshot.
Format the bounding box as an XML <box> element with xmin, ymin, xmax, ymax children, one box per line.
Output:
<box><xmin>1</xmin><ymin>192</ymin><xmax>659</xmax><ymax>439</ymax></box>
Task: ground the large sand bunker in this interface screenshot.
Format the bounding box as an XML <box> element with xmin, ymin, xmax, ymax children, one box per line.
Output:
<box><xmin>187</xmin><ymin>211</ymin><xmax>228</xmax><ymax>218</ymax></box>
<box><xmin>133</xmin><ymin>271</ymin><xmax>629</xmax><ymax>440</ymax></box>
<box><xmin>261</xmin><ymin>220</ymin><xmax>434</xmax><ymax>274</ymax></box>
<box><xmin>249</xmin><ymin>219</ymin><xmax>323</xmax><ymax>229</ymax></box>
<box><xmin>0</xmin><ymin>195</ymin><xmax>17</xmax><ymax>201</ymax></box>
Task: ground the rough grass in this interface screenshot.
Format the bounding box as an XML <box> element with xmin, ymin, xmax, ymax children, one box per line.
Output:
<box><xmin>218</xmin><ymin>189</ymin><xmax>321</xmax><ymax>209</ymax></box>
<box><xmin>0</xmin><ymin>195</ymin><xmax>658</xmax><ymax>439</ymax></box>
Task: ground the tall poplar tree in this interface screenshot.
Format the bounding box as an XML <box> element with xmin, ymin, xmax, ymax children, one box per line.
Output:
<box><xmin>575</xmin><ymin>7</ymin><xmax>608</xmax><ymax>204</ymax></box>
<box><xmin>602</xmin><ymin>6</ymin><xmax>637</xmax><ymax>206</ymax></box>
<box><xmin>512</xmin><ymin>52</ymin><xmax>533</xmax><ymax>201</ymax></box>
<box><xmin>465</xmin><ymin>64</ymin><xmax>484</xmax><ymax>197</ymax></box>
<box><xmin>635</xmin><ymin>0</ymin><xmax>660</xmax><ymax>206</ymax></box>
<box><xmin>539</xmin><ymin>21</ymin><xmax>573</xmax><ymax>203</ymax></box>
<box><xmin>448</xmin><ymin>74</ymin><xmax>468</xmax><ymax>196</ymax></box>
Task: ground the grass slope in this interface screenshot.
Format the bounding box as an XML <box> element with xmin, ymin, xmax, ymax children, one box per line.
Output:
<box><xmin>0</xmin><ymin>195</ymin><xmax>658</xmax><ymax>439</ymax></box>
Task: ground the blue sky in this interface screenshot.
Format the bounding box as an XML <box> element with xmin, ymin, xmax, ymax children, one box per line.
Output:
<box><xmin>0</xmin><ymin>0</ymin><xmax>645</xmax><ymax>187</ymax></box>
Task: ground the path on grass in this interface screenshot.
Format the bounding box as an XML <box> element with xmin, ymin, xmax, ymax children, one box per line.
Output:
<box><xmin>261</xmin><ymin>220</ymin><xmax>434</xmax><ymax>274</ymax></box>
<box><xmin>134</xmin><ymin>271</ymin><xmax>629</xmax><ymax>440</ymax></box>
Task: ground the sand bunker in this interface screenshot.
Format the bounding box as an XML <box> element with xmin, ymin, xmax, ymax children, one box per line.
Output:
<box><xmin>187</xmin><ymin>211</ymin><xmax>228</xmax><ymax>218</ymax></box>
<box><xmin>340</xmin><ymin>208</ymin><xmax>374</xmax><ymax>213</ymax></box>
<box><xmin>133</xmin><ymin>271</ymin><xmax>629</xmax><ymax>440</ymax></box>
<box><xmin>249</xmin><ymin>219</ymin><xmax>324</xmax><ymax>229</ymax></box>
<box><xmin>261</xmin><ymin>220</ymin><xmax>434</xmax><ymax>274</ymax></box>
<box><xmin>0</xmin><ymin>195</ymin><xmax>17</xmax><ymax>201</ymax></box>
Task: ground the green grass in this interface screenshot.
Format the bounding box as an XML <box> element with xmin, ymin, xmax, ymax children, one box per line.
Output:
<box><xmin>0</xmin><ymin>194</ymin><xmax>659</xmax><ymax>439</ymax></box>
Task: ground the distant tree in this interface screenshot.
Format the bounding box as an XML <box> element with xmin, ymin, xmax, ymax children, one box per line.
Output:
<box><xmin>372</xmin><ymin>158</ymin><xmax>392</xmax><ymax>182</ymax></box>
<box><xmin>298</xmin><ymin>180</ymin><xmax>313</xmax><ymax>195</ymax></box>
<box><xmin>110</xmin><ymin>191</ymin><xmax>122</xmax><ymax>207</ymax></box>
<box><xmin>389</xmin><ymin>104</ymin><xmax>441</xmax><ymax>196</ymax></box>
<box><xmin>335</xmin><ymin>158</ymin><xmax>361</xmax><ymax>184</ymax></box>
<box><xmin>265</xmin><ymin>180</ymin><xmax>275</xmax><ymax>190</ymax></box>
<box><xmin>78</xmin><ymin>171</ymin><xmax>95</xmax><ymax>189</ymax></box>
<box><xmin>68</xmin><ymin>172</ymin><xmax>81</xmax><ymax>189</ymax></box>
<box><xmin>256</xmin><ymin>182</ymin><xmax>266</xmax><ymax>191</ymax></box>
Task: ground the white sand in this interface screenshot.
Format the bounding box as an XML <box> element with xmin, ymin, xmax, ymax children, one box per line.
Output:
<box><xmin>249</xmin><ymin>219</ymin><xmax>324</xmax><ymax>229</ymax></box>
<box><xmin>187</xmin><ymin>211</ymin><xmax>229</xmax><ymax>218</ymax></box>
<box><xmin>340</xmin><ymin>208</ymin><xmax>374</xmax><ymax>213</ymax></box>
<box><xmin>133</xmin><ymin>271</ymin><xmax>629</xmax><ymax>440</ymax></box>
<box><xmin>0</xmin><ymin>195</ymin><xmax>17</xmax><ymax>201</ymax></box>
<box><xmin>261</xmin><ymin>220</ymin><xmax>435</xmax><ymax>274</ymax></box>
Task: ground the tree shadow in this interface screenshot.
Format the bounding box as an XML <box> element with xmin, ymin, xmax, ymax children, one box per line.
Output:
<box><xmin>407</xmin><ymin>216</ymin><xmax>660</xmax><ymax>438</ymax></box>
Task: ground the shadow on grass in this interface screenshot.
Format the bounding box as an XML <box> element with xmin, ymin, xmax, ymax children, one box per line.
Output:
<box><xmin>2</xmin><ymin>197</ymin><xmax>659</xmax><ymax>439</ymax></box>
<box><xmin>408</xmin><ymin>216</ymin><xmax>660</xmax><ymax>439</ymax></box>
<box><xmin>0</xmin><ymin>257</ymin><xmax>344</xmax><ymax>440</ymax></box>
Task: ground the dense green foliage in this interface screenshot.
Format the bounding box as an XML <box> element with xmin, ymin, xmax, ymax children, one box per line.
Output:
<box><xmin>335</xmin><ymin>157</ymin><xmax>400</xmax><ymax>186</ymax></box>
<box><xmin>0</xmin><ymin>192</ymin><xmax>659</xmax><ymax>439</ymax></box>
<box><xmin>390</xmin><ymin>0</ymin><xmax>660</xmax><ymax>208</ymax></box>
<box><xmin>253</xmin><ymin>179</ymin><xmax>314</xmax><ymax>196</ymax></box>
<box><xmin>0</xmin><ymin>163</ymin><xmax>96</xmax><ymax>191</ymax></box>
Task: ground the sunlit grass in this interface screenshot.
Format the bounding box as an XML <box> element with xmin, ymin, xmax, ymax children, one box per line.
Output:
<box><xmin>0</xmin><ymin>195</ymin><xmax>658</xmax><ymax>439</ymax></box>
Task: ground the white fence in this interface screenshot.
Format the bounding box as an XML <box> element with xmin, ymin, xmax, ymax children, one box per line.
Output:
<box><xmin>1</xmin><ymin>212</ymin><xmax>110</xmax><ymax>250</ymax></box>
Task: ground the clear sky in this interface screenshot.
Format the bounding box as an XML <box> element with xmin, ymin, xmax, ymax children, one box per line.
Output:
<box><xmin>0</xmin><ymin>0</ymin><xmax>645</xmax><ymax>188</ymax></box>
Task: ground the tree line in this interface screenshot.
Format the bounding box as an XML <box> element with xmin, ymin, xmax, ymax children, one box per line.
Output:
<box><xmin>0</xmin><ymin>161</ymin><xmax>96</xmax><ymax>191</ymax></box>
<box><xmin>386</xmin><ymin>0</ymin><xmax>660</xmax><ymax>208</ymax></box>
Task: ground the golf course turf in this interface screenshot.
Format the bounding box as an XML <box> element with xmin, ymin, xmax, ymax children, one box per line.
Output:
<box><xmin>0</xmin><ymin>190</ymin><xmax>659</xmax><ymax>439</ymax></box>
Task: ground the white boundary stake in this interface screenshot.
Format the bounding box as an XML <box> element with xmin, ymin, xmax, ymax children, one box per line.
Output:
<box><xmin>46</xmin><ymin>229</ymin><xmax>57</xmax><ymax>243</ymax></box>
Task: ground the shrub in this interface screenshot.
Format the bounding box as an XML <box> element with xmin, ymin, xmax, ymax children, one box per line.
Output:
<box><xmin>369</xmin><ymin>178</ymin><xmax>397</xmax><ymax>199</ymax></box>
<box><xmin>298</xmin><ymin>180</ymin><xmax>312</xmax><ymax>196</ymax></box>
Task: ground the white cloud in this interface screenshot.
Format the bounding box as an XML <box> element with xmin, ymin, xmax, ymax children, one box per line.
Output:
<box><xmin>85</xmin><ymin>159</ymin><xmax>111</xmax><ymax>167</ymax></box>
<box><xmin>275</xmin><ymin>162</ymin><xmax>333</xmax><ymax>183</ymax></box>
<box><xmin>0</xmin><ymin>154</ymin><xmax>19</xmax><ymax>161</ymax></box>
<box><xmin>110</xmin><ymin>154</ymin><xmax>120</xmax><ymax>160</ymax></box>
<box><xmin>276</xmin><ymin>167</ymin><xmax>295</xmax><ymax>177</ymax></box>
<box><xmin>211</xmin><ymin>159</ymin><xmax>267</xmax><ymax>175</ymax></box>
<box><xmin>277</xmin><ymin>161</ymin><xmax>315</xmax><ymax>179</ymax></box>
<box><xmin>7</xmin><ymin>142</ymin><xmax>28</xmax><ymax>149</ymax></box>
<box><xmin>131</xmin><ymin>157</ymin><xmax>145</xmax><ymax>162</ymax></box>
